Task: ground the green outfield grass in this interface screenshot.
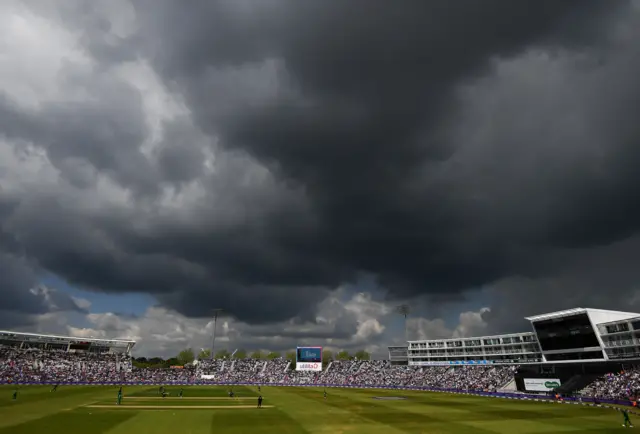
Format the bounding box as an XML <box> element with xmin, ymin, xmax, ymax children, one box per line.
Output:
<box><xmin>0</xmin><ymin>385</ymin><xmax>632</xmax><ymax>433</ymax></box>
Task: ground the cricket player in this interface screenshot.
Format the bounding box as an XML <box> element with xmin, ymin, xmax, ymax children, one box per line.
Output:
<box><xmin>257</xmin><ymin>395</ymin><xmax>263</xmax><ymax>408</ymax></box>
<box><xmin>51</xmin><ymin>384</ymin><xmax>58</xmax><ymax>392</ymax></box>
<box><xmin>622</xmin><ymin>408</ymin><xmax>633</xmax><ymax>428</ymax></box>
<box><xmin>324</xmin><ymin>389</ymin><xmax>327</xmax><ymax>399</ymax></box>
<box><xmin>12</xmin><ymin>389</ymin><xmax>17</xmax><ymax>401</ymax></box>
<box><xmin>117</xmin><ymin>388</ymin><xmax>123</xmax><ymax>405</ymax></box>
<box><xmin>179</xmin><ymin>388</ymin><xmax>184</xmax><ymax>399</ymax></box>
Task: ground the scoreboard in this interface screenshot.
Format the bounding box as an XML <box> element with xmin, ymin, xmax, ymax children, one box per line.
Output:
<box><xmin>296</xmin><ymin>346</ymin><xmax>322</xmax><ymax>371</ymax></box>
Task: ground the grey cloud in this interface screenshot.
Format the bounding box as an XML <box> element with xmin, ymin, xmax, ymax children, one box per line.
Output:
<box><xmin>0</xmin><ymin>253</ymin><xmax>40</xmax><ymax>315</ymax></box>
<box><xmin>133</xmin><ymin>0</ymin><xmax>633</xmax><ymax>298</ymax></box>
<box><xmin>155</xmin><ymin>120</ymin><xmax>206</xmax><ymax>184</ymax></box>
<box><xmin>0</xmin><ymin>83</ymin><xmax>158</xmax><ymax>197</ymax></box>
<box><xmin>0</xmin><ymin>251</ymin><xmax>86</xmax><ymax>326</ymax></box>
<box><xmin>30</xmin><ymin>285</ymin><xmax>90</xmax><ymax>314</ymax></box>
<box><xmin>24</xmin><ymin>0</ymin><xmax>140</xmax><ymax>66</ymax></box>
<box><xmin>482</xmin><ymin>235</ymin><xmax>640</xmax><ymax>335</ymax></box>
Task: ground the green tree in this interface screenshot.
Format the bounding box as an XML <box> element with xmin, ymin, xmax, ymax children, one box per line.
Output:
<box><xmin>198</xmin><ymin>349</ymin><xmax>211</xmax><ymax>360</ymax></box>
<box><xmin>336</xmin><ymin>350</ymin><xmax>350</xmax><ymax>360</ymax></box>
<box><xmin>235</xmin><ymin>349</ymin><xmax>247</xmax><ymax>359</ymax></box>
<box><xmin>148</xmin><ymin>357</ymin><xmax>164</xmax><ymax>365</ymax></box>
<box><xmin>177</xmin><ymin>348</ymin><xmax>195</xmax><ymax>365</ymax></box>
<box><xmin>135</xmin><ymin>357</ymin><xmax>148</xmax><ymax>363</ymax></box>
<box><xmin>132</xmin><ymin>359</ymin><xmax>150</xmax><ymax>369</ymax></box>
<box><xmin>266</xmin><ymin>351</ymin><xmax>281</xmax><ymax>359</ymax></box>
<box><xmin>215</xmin><ymin>349</ymin><xmax>230</xmax><ymax>359</ymax></box>
<box><xmin>251</xmin><ymin>350</ymin><xmax>264</xmax><ymax>359</ymax></box>
<box><xmin>166</xmin><ymin>357</ymin><xmax>179</xmax><ymax>366</ymax></box>
<box><xmin>322</xmin><ymin>350</ymin><xmax>334</xmax><ymax>365</ymax></box>
<box><xmin>354</xmin><ymin>350</ymin><xmax>371</xmax><ymax>360</ymax></box>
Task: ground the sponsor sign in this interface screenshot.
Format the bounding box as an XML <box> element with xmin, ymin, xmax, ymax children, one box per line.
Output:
<box><xmin>524</xmin><ymin>378</ymin><xmax>561</xmax><ymax>392</ymax></box>
<box><xmin>296</xmin><ymin>362</ymin><xmax>322</xmax><ymax>372</ymax></box>
<box><xmin>200</xmin><ymin>374</ymin><xmax>216</xmax><ymax>379</ymax></box>
<box><xmin>170</xmin><ymin>365</ymin><xmax>184</xmax><ymax>369</ymax></box>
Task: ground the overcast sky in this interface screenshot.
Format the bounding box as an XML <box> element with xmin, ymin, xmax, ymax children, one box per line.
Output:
<box><xmin>1</xmin><ymin>0</ymin><xmax>640</xmax><ymax>358</ymax></box>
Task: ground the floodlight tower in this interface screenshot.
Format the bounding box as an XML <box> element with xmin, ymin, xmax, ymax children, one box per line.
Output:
<box><xmin>210</xmin><ymin>309</ymin><xmax>223</xmax><ymax>360</ymax></box>
<box><xmin>396</xmin><ymin>304</ymin><xmax>411</xmax><ymax>342</ymax></box>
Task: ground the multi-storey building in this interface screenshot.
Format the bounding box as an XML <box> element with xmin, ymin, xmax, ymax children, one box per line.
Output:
<box><xmin>596</xmin><ymin>314</ymin><xmax>640</xmax><ymax>361</ymax></box>
<box><xmin>389</xmin><ymin>308</ymin><xmax>640</xmax><ymax>366</ymax></box>
<box><xmin>406</xmin><ymin>332</ymin><xmax>541</xmax><ymax>366</ymax></box>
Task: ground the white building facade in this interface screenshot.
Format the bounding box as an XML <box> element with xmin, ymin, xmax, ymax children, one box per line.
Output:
<box><xmin>391</xmin><ymin>308</ymin><xmax>640</xmax><ymax>366</ymax></box>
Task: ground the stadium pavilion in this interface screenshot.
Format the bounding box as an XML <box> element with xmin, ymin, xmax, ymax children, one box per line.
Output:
<box><xmin>0</xmin><ymin>330</ymin><xmax>135</xmax><ymax>354</ymax></box>
<box><xmin>388</xmin><ymin>308</ymin><xmax>640</xmax><ymax>393</ymax></box>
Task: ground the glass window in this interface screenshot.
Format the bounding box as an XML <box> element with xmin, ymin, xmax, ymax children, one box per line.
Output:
<box><xmin>534</xmin><ymin>314</ymin><xmax>600</xmax><ymax>351</ymax></box>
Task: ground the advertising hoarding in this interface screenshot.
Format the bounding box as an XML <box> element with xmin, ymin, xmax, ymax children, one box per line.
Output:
<box><xmin>523</xmin><ymin>378</ymin><xmax>561</xmax><ymax>392</ymax></box>
<box><xmin>296</xmin><ymin>362</ymin><xmax>322</xmax><ymax>371</ymax></box>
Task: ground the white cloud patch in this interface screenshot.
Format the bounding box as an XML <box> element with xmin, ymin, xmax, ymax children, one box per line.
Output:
<box><xmin>7</xmin><ymin>289</ymin><xmax>400</xmax><ymax>358</ymax></box>
<box><xmin>11</xmin><ymin>287</ymin><xmax>494</xmax><ymax>360</ymax></box>
<box><xmin>0</xmin><ymin>1</ymin><xmax>93</xmax><ymax>108</ymax></box>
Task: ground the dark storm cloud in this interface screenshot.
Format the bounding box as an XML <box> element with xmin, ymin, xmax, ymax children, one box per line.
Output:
<box><xmin>155</xmin><ymin>119</ymin><xmax>206</xmax><ymax>184</ymax></box>
<box><xmin>3</xmin><ymin>191</ymin><xmax>334</xmax><ymax>323</ymax></box>
<box><xmin>0</xmin><ymin>253</ymin><xmax>40</xmax><ymax>315</ymax></box>
<box><xmin>0</xmin><ymin>251</ymin><xmax>86</xmax><ymax>326</ymax></box>
<box><xmin>131</xmin><ymin>0</ymin><xmax>636</xmax><ymax>293</ymax></box>
<box><xmin>481</xmin><ymin>235</ymin><xmax>640</xmax><ymax>334</ymax></box>
<box><xmin>2</xmin><ymin>0</ymin><xmax>640</xmax><ymax>329</ymax></box>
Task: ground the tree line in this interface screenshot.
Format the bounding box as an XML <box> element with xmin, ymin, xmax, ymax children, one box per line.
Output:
<box><xmin>132</xmin><ymin>348</ymin><xmax>371</xmax><ymax>369</ymax></box>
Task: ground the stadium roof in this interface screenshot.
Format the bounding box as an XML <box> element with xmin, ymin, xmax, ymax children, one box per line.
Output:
<box><xmin>524</xmin><ymin>308</ymin><xmax>640</xmax><ymax>322</ymax></box>
<box><xmin>0</xmin><ymin>330</ymin><xmax>136</xmax><ymax>344</ymax></box>
<box><xmin>595</xmin><ymin>314</ymin><xmax>640</xmax><ymax>326</ymax></box>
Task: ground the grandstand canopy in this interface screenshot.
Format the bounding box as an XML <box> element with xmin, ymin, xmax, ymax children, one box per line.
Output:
<box><xmin>0</xmin><ymin>330</ymin><xmax>135</xmax><ymax>346</ymax></box>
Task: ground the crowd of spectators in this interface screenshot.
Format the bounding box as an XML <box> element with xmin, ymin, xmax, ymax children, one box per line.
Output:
<box><xmin>315</xmin><ymin>360</ymin><xmax>515</xmax><ymax>391</ymax></box>
<box><xmin>257</xmin><ymin>358</ymin><xmax>289</xmax><ymax>383</ymax></box>
<box><xmin>4</xmin><ymin>344</ymin><xmax>637</xmax><ymax>399</ymax></box>
<box><xmin>0</xmin><ymin>346</ymin><xmax>130</xmax><ymax>383</ymax></box>
<box><xmin>195</xmin><ymin>358</ymin><xmax>289</xmax><ymax>383</ymax></box>
<box><xmin>579</xmin><ymin>369</ymin><xmax>640</xmax><ymax>400</ymax></box>
<box><xmin>1</xmin><ymin>345</ymin><xmax>515</xmax><ymax>392</ymax></box>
